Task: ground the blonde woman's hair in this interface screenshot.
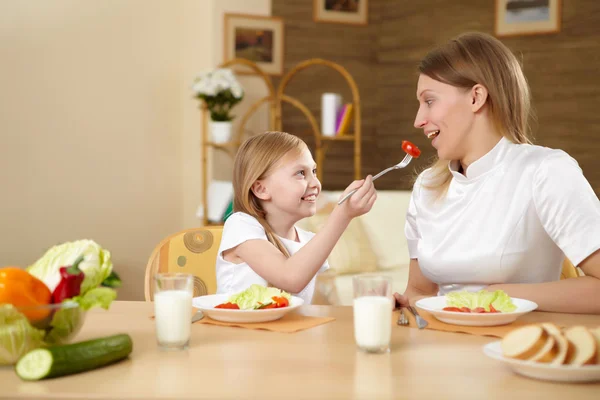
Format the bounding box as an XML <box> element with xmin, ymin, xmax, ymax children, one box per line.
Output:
<box><xmin>233</xmin><ymin>131</ymin><xmax>307</xmax><ymax>257</ymax></box>
<box><xmin>418</xmin><ymin>32</ymin><xmax>535</xmax><ymax>196</ymax></box>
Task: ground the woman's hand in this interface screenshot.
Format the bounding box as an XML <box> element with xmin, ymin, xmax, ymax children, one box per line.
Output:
<box><xmin>393</xmin><ymin>292</ymin><xmax>434</xmax><ymax>309</ymax></box>
<box><xmin>393</xmin><ymin>260</ymin><xmax>439</xmax><ymax>309</ymax></box>
<box><xmin>338</xmin><ymin>175</ymin><xmax>377</xmax><ymax>219</ymax></box>
<box><xmin>393</xmin><ymin>292</ymin><xmax>410</xmax><ymax>309</ymax></box>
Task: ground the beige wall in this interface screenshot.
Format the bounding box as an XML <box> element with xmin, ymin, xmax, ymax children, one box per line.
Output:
<box><xmin>204</xmin><ymin>1</ymin><xmax>273</xmax><ymax>187</ymax></box>
<box><xmin>0</xmin><ymin>0</ymin><xmax>271</xmax><ymax>300</ymax></box>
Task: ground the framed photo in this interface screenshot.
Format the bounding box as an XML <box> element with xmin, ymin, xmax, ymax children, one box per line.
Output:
<box><xmin>314</xmin><ymin>0</ymin><xmax>368</xmax><ymax>26</ymax></box>
<box><xmin>495</xmin><ymin>0</ymin><xmax>561</xmax><ymax>37</ymax></box>
<box><xmin>223</xmin><ymin>14</ymin><xmax>284</xmax><ymax>76</ymax></box>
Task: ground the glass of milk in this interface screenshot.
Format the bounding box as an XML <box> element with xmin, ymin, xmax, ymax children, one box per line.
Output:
<box><xmin>153</xmin><ymin>273</ymin><xmax>194</xmax><ymax>351</ymax></box>
<box><xmin>353</xmin><ymin>275</ymin><xmax>393</xmax><ymax>354</ymax></box>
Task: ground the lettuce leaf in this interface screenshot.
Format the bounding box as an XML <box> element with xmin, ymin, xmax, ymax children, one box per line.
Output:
<box><xmin>27</xmin><ymin>239</ymin><xmax>113</xmax><ymax>295</ymax></box>
<box><xmin>227</xmin><ymin>284</ymin><xmax>291</xmax><ymax>310</ymax></box>
<box><xmin>446</xmin><ymin>290</ymin><xmax>517</xmax><ymax>312</ymax></box>
<box><xmin>72</xmin><ymin>287</ymin><xmax>117</xmax><ymax>311</ymax></box>
<box><xmin>0</xmin><ymin>305</ymin><xmax>45</xmax><ymax>365</ymax></box>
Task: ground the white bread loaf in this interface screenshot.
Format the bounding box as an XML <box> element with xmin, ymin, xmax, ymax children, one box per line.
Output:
<box><xmin>501</xmin><ymin>324</ymin><xmax>599</xmax><ymax>366</ymax></box>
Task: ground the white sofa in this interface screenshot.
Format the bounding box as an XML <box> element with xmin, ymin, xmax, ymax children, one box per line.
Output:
<box><xmin>297</xmin><ymin>190</ymin><xmax>412</xmax><ymax>306</ymax></box>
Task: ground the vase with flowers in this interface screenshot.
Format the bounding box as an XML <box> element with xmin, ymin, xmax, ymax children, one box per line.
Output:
<box><xmin>193</xmin><ymin>68</ymin><xmax>244</xmax><ymax>144</ymax></box>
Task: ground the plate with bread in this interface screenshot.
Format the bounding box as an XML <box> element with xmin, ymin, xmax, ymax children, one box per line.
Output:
<box><xmin>415</xmin><ymin>290</ymin><xmax>537</xmax><ymax>327</ymax></box>
<box><xmin>483</xmin><ymin>323</ymin><xmax>600</xmax><ymax>382</ymax></box>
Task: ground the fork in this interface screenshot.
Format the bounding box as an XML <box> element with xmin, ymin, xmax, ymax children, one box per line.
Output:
<box><xmin>397</xmin><ymin>308</ymin><xmax>409</xmax><ymax>326</ymax></box>
<box><xmin>337</xmin><ymin>154</ymin><xmax>413</xmax><ymax>205</ymax></box>
<box><xmin>407</xmin><ymin>305</ymin><xmax>428</xmax><ymax>329</ymax></box>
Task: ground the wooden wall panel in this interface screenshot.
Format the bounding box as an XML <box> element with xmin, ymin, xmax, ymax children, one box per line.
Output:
<box><xmin>273</xmin><ymin>0</ymin><xmax>600</xmax><ymax>193</ymax></box>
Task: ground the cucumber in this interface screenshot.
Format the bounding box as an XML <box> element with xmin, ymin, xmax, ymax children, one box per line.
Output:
<box><xmin>15</xmin><ymin>334</ymin><xmax>133</xmax><ymax>381</ymax></box>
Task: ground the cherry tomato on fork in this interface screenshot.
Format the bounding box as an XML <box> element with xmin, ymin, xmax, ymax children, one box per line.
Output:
<box><xmin>402</xmin><ymin>141</ymin><xmax>421</xmax><ymax>158</ymax></box>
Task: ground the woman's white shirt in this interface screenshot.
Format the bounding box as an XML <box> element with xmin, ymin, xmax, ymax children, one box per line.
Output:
<box><xmin>216</xmin><ymin>212</ymin><xmax>329</xmax><ymax>303</ymax></box>
<box><xmin>406</xmin><ymin>137</ymin><xmax>600</xmax><ymax>295</ymax></box>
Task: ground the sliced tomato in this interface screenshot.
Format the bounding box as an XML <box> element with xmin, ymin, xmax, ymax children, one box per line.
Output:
<box><xmin>215</xmin><ymin>302</ymin><xmax>239</xmax><ymax>309</ymax></box>
<box><xmin>472</xmin><ymin>307</ymin><xmax>486</xmax><ymax>313</ymax></box>
<box><xmin>272</xmin><ymin>296</ymin><xmax>289</xmax><ymax>308</ymax></box>
<box><xmin>442</xmin><ymin>307</ymin><xmax>465</xmax><ymax>312</ymax></box>
<box><xmin>260</xmin><ymin>303</ymin><xmax>277</xmax><ymax>309</ymax></box>
<box><xmin>402</xmin><ymin>141</ymin><xmax>421</xmax><ymax>158</ymax></box>
<box><xmin>489</xmin><ymin>304</ymin><xmax>499</xmax><ymax>313</ymax></box>
<box><xmin>460</xmin><ymin>307</ymin><xmax>472</xmax><ymax>313</ymax></box>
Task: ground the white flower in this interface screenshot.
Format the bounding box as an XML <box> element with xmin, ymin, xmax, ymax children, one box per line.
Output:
<box><xmin>192</xmin><ymin>67</ymin><xmax>244</xmax><ymax>119</ymax></box>
<box><xmin>203</xmin><ymin>81</ymin><xmax>217</xmax><ymax>96</ymax></box>
<box><xmin>192</xmin><ymin>68</ymin><xmax>244</xmax><ymax>98</ymax></box>
<box><xmin>192</xmin><ymin>80</ymin><xmax>205</xmax><ymax>94</ymax></box>
<box><xmin>231</xmin><ymin>84</ymin><xmax>243</xmax><ymax>99</ymax></box>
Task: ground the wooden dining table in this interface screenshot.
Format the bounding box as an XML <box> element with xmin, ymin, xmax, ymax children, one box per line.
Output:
<box><xmin>1</xmin><ymin>301</ymin><xmax>599</xmax><ymax>399</ymax></box>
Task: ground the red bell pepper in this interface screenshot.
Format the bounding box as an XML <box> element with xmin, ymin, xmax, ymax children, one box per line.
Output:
<box><xmin>215</xmin><ymin>302</ymin><xmax>240</xmax><ymax>309</ymax></box>
<box><xmin>51</xmin><ymin>255</ymin><xmax>85</xmax><ymax>303</ymax></box>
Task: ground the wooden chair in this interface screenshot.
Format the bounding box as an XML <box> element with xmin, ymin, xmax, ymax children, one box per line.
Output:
<box><xmin>561</xmin><ymin>258</ymin><xmax>580</xmax><ymax>280</ymax></box>
<box><xmin>144</xmin><ymin>227</ymin><xmax>223</xmax><ymax>301</ymax></box>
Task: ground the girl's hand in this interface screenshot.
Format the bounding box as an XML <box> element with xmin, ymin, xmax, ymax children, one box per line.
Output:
<box><xmin>338</xmin><ymin>175</ymin><xmax>377</xmax><ymax>218</ymax></box>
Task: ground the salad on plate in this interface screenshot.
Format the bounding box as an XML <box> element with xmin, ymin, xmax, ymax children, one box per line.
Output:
<box><xmin>215</xmin><ymin>284</ymin><xmax>291</xmax><ymax>310</ymax></box>
<box><xmin>442</xmin><ymin>290</ymin><xmax>517</xmax><ymax>313</ymax></box>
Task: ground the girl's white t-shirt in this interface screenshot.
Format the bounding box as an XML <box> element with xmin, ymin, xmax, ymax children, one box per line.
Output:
<box><xmin>406</xmin><ymin>137</ymin><xmax>600</xmax><ymax>295</ymax></box>
<box><xmin>216</xmin><ymin>212</ymin><xmax>329</xmax><ymax>304</ymax></box>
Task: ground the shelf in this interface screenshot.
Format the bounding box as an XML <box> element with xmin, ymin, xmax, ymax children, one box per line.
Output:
<box><xmin>200</xmin><ymin>57</ymin><xmax>361</xmax><ymax>226</ymax></box>
<box><xmin>320</xmin><ymin>135</ymin><xmax>355</xmax><ymax>141</ymax></box>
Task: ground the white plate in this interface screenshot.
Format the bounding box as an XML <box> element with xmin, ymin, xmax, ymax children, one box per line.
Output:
<box><xmin>483</xmin><ymin>340</ymin><xmax>600</xmax><ymax>382</ymax></box>
<box><xmin>192</xmin><ymin>294</ymin><xmax>304</xmax><ymax>323</ymax></box>
<box><xmin>415</xmin><ymin>296</ymin><xmax>538</xmax><ymax>327</ymax></box>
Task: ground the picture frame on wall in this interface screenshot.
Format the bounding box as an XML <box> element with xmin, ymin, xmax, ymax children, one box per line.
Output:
<box><xmin>224</xmin><ymin>14</ymin><xmax>284</xmax><ymax>76</ymax></box>
<box><xmin>313</xmin><ymin>0</ymin><xmax>368</xmax><ymax>26</ymax></box>
<box><xmin>495</xmin><ymin>0</ymin><xmax>561</xmax><ymax>37</ymax></box>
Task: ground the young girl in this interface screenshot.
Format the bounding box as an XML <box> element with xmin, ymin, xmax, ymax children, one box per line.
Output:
<box><xmin>216</xmin><ymin>131</ymin><xmax>377</xmax><ymax>303</ymax></box>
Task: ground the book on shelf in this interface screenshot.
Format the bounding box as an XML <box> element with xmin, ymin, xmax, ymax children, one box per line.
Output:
<box><xmin>336</xmin><ymin>104</ymin><xmax>354</xmax><ymax>136</ymax></box>
<box><xmin>334</xmin><ymin>104</ymin><xmax>347</xmax><ymax>133</ymax></box>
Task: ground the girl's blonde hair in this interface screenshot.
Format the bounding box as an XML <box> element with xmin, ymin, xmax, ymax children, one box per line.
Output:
<box><xmin>233</xmin><ymin>131</ymin><xmax>307</xmax><ymax>257</ymax></box>
<box><xmin>418</xmin><ymin>32</ymin><xmax>534</xmax><ymax>195</ymax></box>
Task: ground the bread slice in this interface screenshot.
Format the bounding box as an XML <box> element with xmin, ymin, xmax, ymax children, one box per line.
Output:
<box><xmin>589</xmin><ymin>328</ymin><xmax>600</xmax><ymax>365</ymax></box>
<box><xmin>528</xmin><ymin>335</ymin><xmax>557</xmax><ymax>363</ymax></box>
<box><xmin>502</xmin><ymin>325</ymin><xmax>549</xmax><ymax>360</ymax></box>
<box><xmin>564</xmin><ymin>326</ymin><xmax>598</xmax><ymax>366</ymax></box>
<box><xmin>541</xmin><ymin>323</ymin><xmax>571</xmax><ymax>366</ymax></box>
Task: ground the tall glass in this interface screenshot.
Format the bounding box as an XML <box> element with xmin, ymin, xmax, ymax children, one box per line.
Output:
<box><xmin>353</xmin><ymin>275</ymin><xmax>393</xmax><ymax>353</ymax></box>
<box><xmin>153</xmin><ymin>273</ymin><xmax>194</xmax><ymax>351</ymax></box>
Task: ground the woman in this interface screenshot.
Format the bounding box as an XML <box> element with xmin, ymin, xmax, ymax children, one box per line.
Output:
<box><xmin>393</xmin><ymin>32</ymin><xmax>600</xmax><ymax>314</ymax></box>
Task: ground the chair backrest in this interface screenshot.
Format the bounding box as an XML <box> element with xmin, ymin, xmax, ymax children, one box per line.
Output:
<box><xmin>144</xmin><ymin>227</ymin><xmax>223</xmax><ymax>301</ymax></box>
<box><xmin>561</xmin><ymin>258</ymin><xmax>579</xmax><ymax>280</ymax></box>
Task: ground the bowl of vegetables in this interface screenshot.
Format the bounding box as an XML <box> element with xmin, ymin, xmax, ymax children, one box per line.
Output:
<box><xmin>0</xmin><ymin>240</ymin><xmax>120</xmax><ymax>365</ymax></box>
<box><xmin>15</xmin><ymin>301</ymin><xmax>86</xmax><ymax>341</ymax></box>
